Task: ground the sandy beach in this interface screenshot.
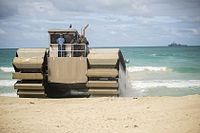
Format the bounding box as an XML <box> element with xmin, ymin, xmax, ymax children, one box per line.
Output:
<box><xmin>0</xmin><ymin>95</ymin><xmax>200</xmax><ymax>133</ymax></box>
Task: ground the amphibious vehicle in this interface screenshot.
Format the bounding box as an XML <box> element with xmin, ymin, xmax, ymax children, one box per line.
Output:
<box><xmin>12</xmin><ymin>24</ymin><xmax>126</xmax><ymax>98</ymax></box>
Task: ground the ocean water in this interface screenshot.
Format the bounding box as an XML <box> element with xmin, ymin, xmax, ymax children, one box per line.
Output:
<box><xmin>0</xmin><ymin>47</ymin><xmax>200</xmax><ymax>97</ymax></box>
<box><xmin>0</xmin><ymin>49</ymin><xmax>17</xmax><ymax>97</ymax></box>
<box><xmin>120</xmin><ymin>46</ymin><xmax>200</xmax><ymax>97</ymax></box>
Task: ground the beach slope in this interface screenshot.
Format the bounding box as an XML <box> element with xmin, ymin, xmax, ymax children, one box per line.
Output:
<box><xmin>0</xmin><ymin>95</ymin><xmax>200</xmax><ymax>133</ymax></box>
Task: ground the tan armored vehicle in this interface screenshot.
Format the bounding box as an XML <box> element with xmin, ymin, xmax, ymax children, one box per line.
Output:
<box><xmin>12</xmin><ymin>24</ymin><xmax>126</xmax><ymax>98</ymax></box>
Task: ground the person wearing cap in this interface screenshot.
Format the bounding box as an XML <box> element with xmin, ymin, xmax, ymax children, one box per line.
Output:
<box><xmin>57</xmin><ymin>34</ymin><xmax>65</xmax><ymax>57</ymax></box>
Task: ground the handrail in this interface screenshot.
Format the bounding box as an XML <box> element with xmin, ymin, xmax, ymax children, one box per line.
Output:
<box><xmin>49</xmin><ymin>43</ymin><xmax>88</xmax><ymax>57</ymax></box>
<box><xmin>50</xmin><ymin>43</ymin><xmax>86</xmax><ymax>46</ymax></box>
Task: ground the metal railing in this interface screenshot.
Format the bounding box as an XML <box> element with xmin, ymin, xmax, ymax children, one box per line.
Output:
<box><xmin>49</xmin><ymin>43</ymin><xmax>88</xmax><ymax>57</ymax></box>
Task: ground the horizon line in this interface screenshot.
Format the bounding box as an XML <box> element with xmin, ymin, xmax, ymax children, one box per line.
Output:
<box><xmin>0</xmin><ymin>45</ymin><xmax>200</xmax><ymax>49</ymax></box>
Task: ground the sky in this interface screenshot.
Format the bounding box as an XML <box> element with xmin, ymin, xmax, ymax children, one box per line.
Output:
<box><xmin>0</xmin><ymin>0</ymin><xmax>200</xmax><ymax>48</ymax></box>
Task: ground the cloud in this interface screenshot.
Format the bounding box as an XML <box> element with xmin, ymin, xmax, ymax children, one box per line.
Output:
<box><xmin>0</xmin><ymin>28</ymin><xmax>5</xmax><ymax>34</ymax></box>
<box><xmin>191</xmin><ymin>29</ymin><xmax>199</xmax><ymax>35</ymax></box>
<box><xmin>110</xmin><ymin>31</ymin><xmax>117</xmax><ymax>35</ymax></box>
<box><xmin>1</xmin><ymin>0</ymin><xmax>200</xmax><ymax>18</ymax></box>
<box><xmin>0</xmin><ymin>0</ymin><xmax>20</xmax><ymax>18</ymax></box>
<box><xmin>0</xmin><ymin>0</ymin><xmax>200</xmax><ymax>47</ymax></box>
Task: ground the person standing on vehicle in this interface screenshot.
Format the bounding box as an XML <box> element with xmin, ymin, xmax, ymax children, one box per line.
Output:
<box><xmin>57</xmin><ymin>34</ymin><xmax>65</xmax><ymax>57</ymax></box>
<box><xmin>80</xmin><ymin>34</ymin><xmax>89</xmax><ymax>56</ymax></box>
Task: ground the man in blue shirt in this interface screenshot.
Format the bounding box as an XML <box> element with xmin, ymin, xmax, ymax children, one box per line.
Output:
<box><xmin>57</xmin><ymin>34</ymin><xmax>65</xmax><ymax>57</ymax></box>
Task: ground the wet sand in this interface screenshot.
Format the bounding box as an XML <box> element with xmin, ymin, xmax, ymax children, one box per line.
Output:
<box><xmin>0</xmin><ymin>95</ymin><xmax>200</xmax><ymax>133</ymax></box>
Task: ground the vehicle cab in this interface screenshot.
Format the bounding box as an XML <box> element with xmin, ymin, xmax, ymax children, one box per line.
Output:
<box><xmin>47</xmin><ymin>28</ymin><xmax>88</xmax><ymax>85</ymax></box>
<box><xmin>48</xmin><ymin>28</ymin><xmax>88</xmax><ymax>57</ymax></box>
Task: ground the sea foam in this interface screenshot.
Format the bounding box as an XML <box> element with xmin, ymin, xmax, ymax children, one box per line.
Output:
<box><xmin>0</xmin><ymin>80</ymin><xmax>17</xmax><ymax>87</ymax></box>
<box><xmin>0</xmin><ymin>93</ymin><xmax>18</xmax><ymax>97</ymax></box>
<box><xmin>127</xmin><ymin>66</ymin><xmax>170</xmax><ymax>72</ymax></box>
<box><xmin>0</xmin><ymin>67</ymin><xmax>15</xmax><ymax>72</ymax></box>
<box><xmin>125</xmin><ymin>80</ymin><xmax>200</xmax><ymax>97</ymax></box>
<box><xmin>130</xmin><ymin>80</ymin><xmax>200</xmax><ymax>89</ymax></box>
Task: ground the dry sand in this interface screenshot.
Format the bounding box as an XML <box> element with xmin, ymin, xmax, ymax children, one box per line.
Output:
<box><xmin>0</xmin><ymin>95</ymin><xmax>200</xmax><ymax>133</ymax></box>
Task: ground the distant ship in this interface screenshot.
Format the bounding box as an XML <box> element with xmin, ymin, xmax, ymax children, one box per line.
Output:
<box><xmin>168</xmin><ymin>42</ymin><xmax>187</xmax><ymax>47</ymax></box>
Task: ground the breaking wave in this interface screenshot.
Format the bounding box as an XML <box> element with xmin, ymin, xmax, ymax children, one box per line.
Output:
<box><xmin>151</xmin><ymin>54</ymin><xmax>157</xmax><ymax>56</ymax></box>
<box><xmin>0</xmin><ymin>80</ymin><xmax>17</xmax><ymax>87</ymax></box>
<box><xmin>125</xmin><ymin>80</ymin><xmax>200</xmax><ymax>97</ymax></box>
<box><xmin>0</xmin><ymin>93</ymin><xmax>17</xmax><ymax>97</ymax></box>
<box><xmin>0</xmin><ymin>67</ymin><xmax>15</xmax><ymax>72</ymax></box>
<box><xmin>130</xmin><ymin>80</ymin><xmax>200</xmax><ymax>89</ymax></box>
<box><xmin>127</xmin><ymin>66</ymin><xmax>170</xmax><ymax>72</ymax></box>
